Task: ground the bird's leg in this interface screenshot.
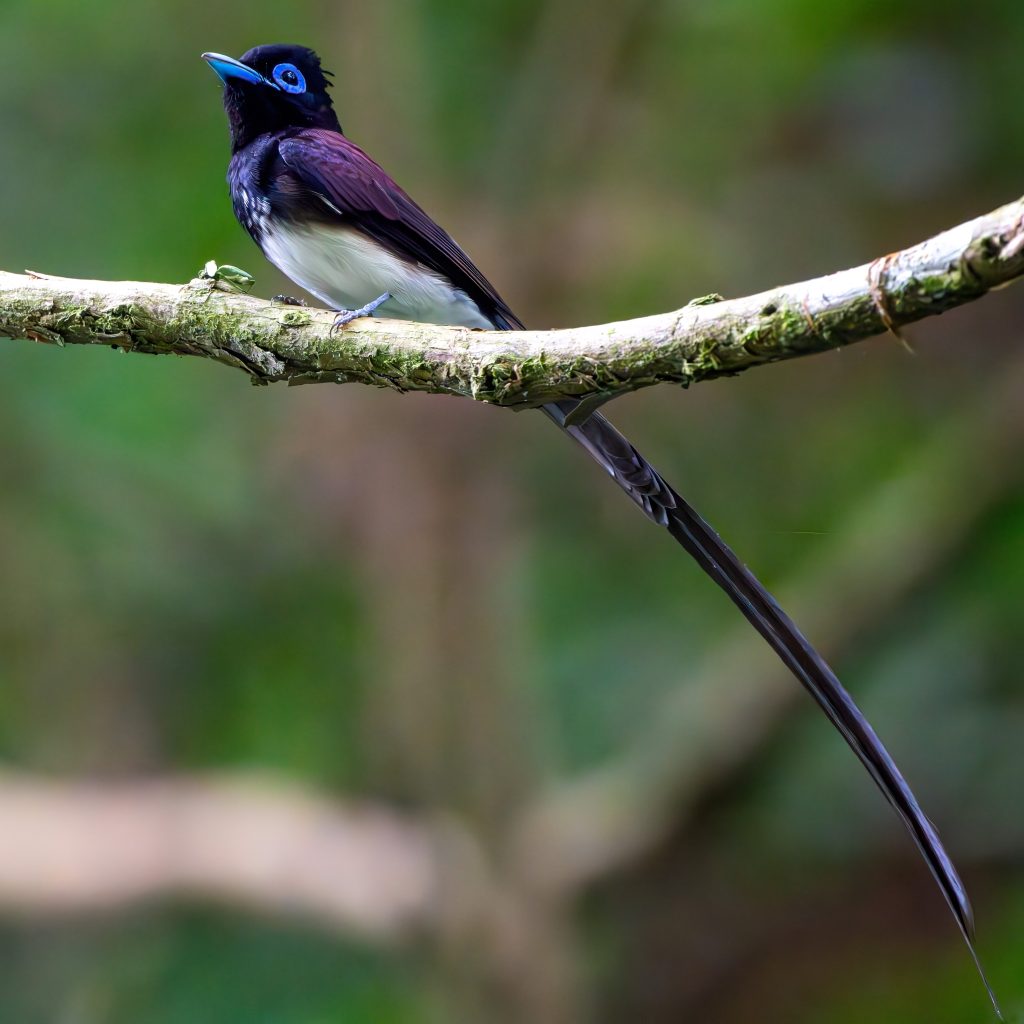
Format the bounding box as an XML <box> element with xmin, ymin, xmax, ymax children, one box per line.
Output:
<box><xmin>330</xmin><ymin>292</ymin><xmax>392</xmax><ymax>334</ymax></box>
<box><xmin>271</xmin><ymin>294</ymin><xmax>307</xmax><ymax>306</ymax></box>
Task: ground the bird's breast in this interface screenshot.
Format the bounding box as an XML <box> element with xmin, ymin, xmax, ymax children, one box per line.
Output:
<box><xmin>259</xmin><ymin>220</ymin><xmax>493</xmax><ymax>329</ymax></box>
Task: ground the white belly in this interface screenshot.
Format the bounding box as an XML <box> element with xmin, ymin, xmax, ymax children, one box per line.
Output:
<box><xmin>261</xmin><ymin>221</ymin><xmax>493</xmax><ymax>329</ymax></box>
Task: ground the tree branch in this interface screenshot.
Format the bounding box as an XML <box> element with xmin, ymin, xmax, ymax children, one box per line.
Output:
<box><xmin>0</xmin><ymin>771</ymin><xmax>498</xmax><ymax>943</ymax></box>
<box><xmin>2</xmin><ymin>196</ymin><xmax>1024</xmax><ymax>406</ymax></box>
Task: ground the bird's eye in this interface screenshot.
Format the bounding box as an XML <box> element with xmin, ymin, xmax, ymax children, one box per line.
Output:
<box><xmin>272</xmin><ymin>63</ymin><xmax>306</xmax><ymax>94</ymax></box>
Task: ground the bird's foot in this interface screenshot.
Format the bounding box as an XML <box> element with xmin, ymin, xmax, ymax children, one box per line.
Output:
<box><xmin>271</xmin><ymin>294</ymin><xmax>307</xmax><ymax>306</ymax></box>
<box><xmin>330</xmin><ymin>292</ymin><xmax>391</xmax><ymax>335</ymax></box>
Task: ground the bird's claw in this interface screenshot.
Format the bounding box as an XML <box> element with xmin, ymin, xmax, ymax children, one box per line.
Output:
<box><xmin>329</xmin><ymin>292</ymin><xmax>391</xmax><ymax>336</ymax></box>
<box><xmin>330</xmin><ymin>309</ymin><xmax>362</xmax><ymax>334</ymax></box>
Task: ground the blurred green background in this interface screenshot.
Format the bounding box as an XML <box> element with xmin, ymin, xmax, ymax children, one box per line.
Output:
<box><xmin>2</xmin><ymin>1</ymin><xmax>1024</xmax><ymax>1021</ymax></box>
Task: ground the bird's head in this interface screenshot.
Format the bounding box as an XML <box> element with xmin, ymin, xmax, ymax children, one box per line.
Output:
<box><xmin>203</xmin><ymin>44</ymin><xmax>340</xmax><ymax>151</ymax></box>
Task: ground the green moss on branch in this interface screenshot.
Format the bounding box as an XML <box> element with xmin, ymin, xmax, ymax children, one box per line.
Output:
<box><xmin>3</xmin><ymin>195</ymin><xmax>1024</xmax><ymax>406</ymax></box>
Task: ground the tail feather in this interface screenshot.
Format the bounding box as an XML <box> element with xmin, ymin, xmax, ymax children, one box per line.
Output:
<box><xmin>542</xmin><ymin>398</ymin><xmax>1002</xmax><ymax>1019</ymax></box>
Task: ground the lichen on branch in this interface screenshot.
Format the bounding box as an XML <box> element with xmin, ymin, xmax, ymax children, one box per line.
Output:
<box><xmin>3</xmin><ymin>194</ymin><xmax>1024</xmax><ymax>407</ymax></box>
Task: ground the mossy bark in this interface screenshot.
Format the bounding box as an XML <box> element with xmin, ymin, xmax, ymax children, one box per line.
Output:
<box><xmin>3</xmin><ymin>195</ymin><xmax>1024</xmax><ymax>407</ymax></box>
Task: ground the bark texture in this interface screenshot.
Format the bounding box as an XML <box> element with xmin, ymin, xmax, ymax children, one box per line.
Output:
<box><xmin>3</xmin><ymin>195</ymin><xmax>1024</xmax><ymax>405</ymax></box>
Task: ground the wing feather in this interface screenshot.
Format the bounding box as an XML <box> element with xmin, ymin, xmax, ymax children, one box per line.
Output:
<box><xmin>275</xmin><ymin>129</ymin><xmax>525</xmax><ymax>330</ymax></box>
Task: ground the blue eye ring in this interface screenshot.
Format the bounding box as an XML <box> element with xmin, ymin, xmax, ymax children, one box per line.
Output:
<box><xmin>272</xmin><ymin>63</ymin><xmax>306</xmax><ymax>94</ymax></box>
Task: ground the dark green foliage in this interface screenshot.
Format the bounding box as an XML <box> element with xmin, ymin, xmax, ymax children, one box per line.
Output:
<box><xmin>2</xmin><ymin>2</ymin><xmax>1024</xmax><ymax>1021</ymax></box>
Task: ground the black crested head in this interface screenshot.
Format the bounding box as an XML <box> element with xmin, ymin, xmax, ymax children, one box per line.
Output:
<box><xmin>202</xmin><ymin>44</ymin><xmax>341</xmax><ymax>152</ymax></box>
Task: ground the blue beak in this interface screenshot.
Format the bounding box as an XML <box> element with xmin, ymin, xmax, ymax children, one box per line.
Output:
<box><xmin>202</xmin><ymin>52</ymin><xmax>273</xmax><ymax>88</ymax></box>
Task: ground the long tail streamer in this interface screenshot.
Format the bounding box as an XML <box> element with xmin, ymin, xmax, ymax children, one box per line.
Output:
<box><xmin>542</xmin><ymin>399</ymin><xmax>1002</xmax><ymax>1019</ymax></box>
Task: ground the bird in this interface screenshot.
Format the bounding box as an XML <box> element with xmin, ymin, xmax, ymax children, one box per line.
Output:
<box><xmin>202</xmin><ymin>44</ymin><xmax>1000</xmax><ymax>1014</ymax></box>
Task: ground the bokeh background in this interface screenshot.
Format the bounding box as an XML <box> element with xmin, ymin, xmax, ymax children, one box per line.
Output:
<box><xmin>2</xmin><ymin>1</ymin><xmax>1024</xmax><ymax>1021</ymax></box>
